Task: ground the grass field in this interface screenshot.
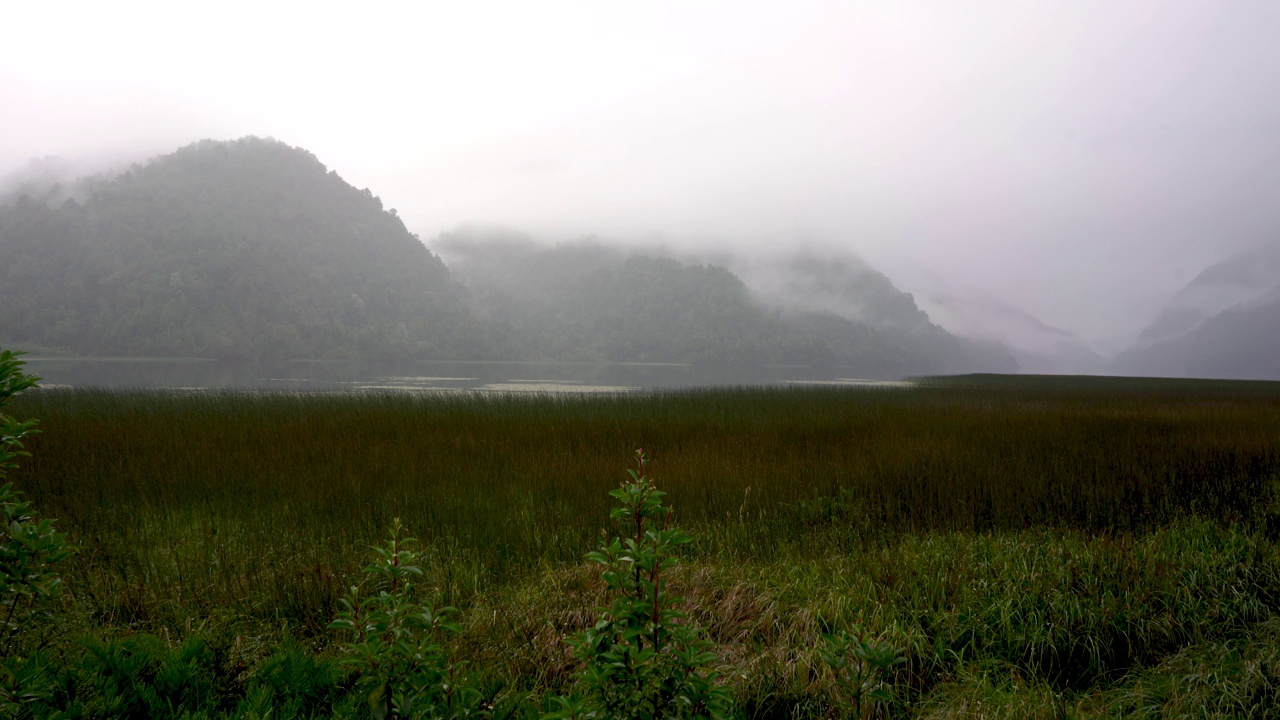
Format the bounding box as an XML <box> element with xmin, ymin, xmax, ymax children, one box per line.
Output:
<box><xmin>6</xmin><ymin>377</ymin><xmax>1280</xmax><ymax>717</ymax></box>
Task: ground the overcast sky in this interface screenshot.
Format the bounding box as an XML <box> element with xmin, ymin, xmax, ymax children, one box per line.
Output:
<box><xmin>4</xmin><ymin>0</ymin><xmax>1279</xmax><ymax>344</ymax></box>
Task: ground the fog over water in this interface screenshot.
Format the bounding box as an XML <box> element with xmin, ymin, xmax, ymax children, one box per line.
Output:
<box><xmin>5</xmin><ymin>1</ymin><xmax>1280</xmax><ymax>351</ymax></box>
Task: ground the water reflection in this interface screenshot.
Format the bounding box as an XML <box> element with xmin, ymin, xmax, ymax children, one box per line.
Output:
<box><xmin>24</xmin><ymin>357</ymin><xmax>911</xmax><ymax>392</ymax></box>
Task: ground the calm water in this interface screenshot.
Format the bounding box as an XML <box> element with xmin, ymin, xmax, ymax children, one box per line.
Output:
<box><xmin>24</xmin><ymin>357</ymin><xmax>912</xmax><ymax>392</ymax></box>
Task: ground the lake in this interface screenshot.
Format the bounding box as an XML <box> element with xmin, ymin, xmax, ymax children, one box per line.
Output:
<box><xmin>23</xmin><ymin>357</ymin><xmax>913</xmax><ymax>392</ymax></box>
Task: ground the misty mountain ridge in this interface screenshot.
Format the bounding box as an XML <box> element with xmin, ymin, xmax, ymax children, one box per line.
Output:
<box><xmin>0</xmin><ymin>137</ymin><xmax>1015</xmax><ymax>375</ymax></box>
<box><xmin>724</xmin><ymin>250</ymin><xmax>936</xmax><ymax>334</ymax></box>
<box><xmin>0</xmin><ymin>156</ymin><xmax>115</xmax><ymax>209</ymax></box>
<box><xmin>876</xmin><ymin>241</ymin><xmax>1280</xmax><ymax>379</ymax></box>
<box><xmin>0</xmin><ymin>137</ymin><xmax>482</xmax><ymax>359</ymax></box>
<box><xmin>6</xmin><ymin>135</ymin><xmax>1275</xmax><ymax>380</ymax></box>
<box><xmin>1113</xmin><ymin>243</ymin><xmax>1280</xmax><ymax>379</ymax></box>
<box><xmin>1131</xmin><ymin>243</ymin><xmax>1280</xmax><ymax>348</ymax></box>
<box><xmin>438</xmin><ymin>232</ymin><xmax>941</xmax><ymax>333</ymax></box>
<box><xmin>870</xmin><ymin>260</ymin><xmax>1109</xmax><ymax>375</ymax></box>
<box><xmin>436</xmin><ymin>226</ymin><xmax>1016</xmax><ymax>373</ymax></box>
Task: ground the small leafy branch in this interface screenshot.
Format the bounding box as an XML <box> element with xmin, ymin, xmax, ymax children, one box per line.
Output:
<box><xmin>330</xmin><ymin>518</ymin><xmax>485</xmax><ymax>719</ymax></box>
<box><xmin>817</xmin><ymin>623</ymin><xmax>906</xmax><ymax>719</ymax></box>
<box><xmin>544</xmin><ymin>449</ymin><xmax>731</xmax><ymax>720</ymax></box>
<box><xmin>0</xmin><ymin>350</ymin><xmax>41</xmax><ymax>477</ymax></box>
<box><xmin>1</xmin><ymin>349</ymin><xmax>75</xmax><ymax>711</ymax></box>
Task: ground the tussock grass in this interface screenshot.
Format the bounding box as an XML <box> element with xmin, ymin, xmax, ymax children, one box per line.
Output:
<box><xmin>1096</xmin><ymin>616</ymin><xmax>1280</xmax><ymax>718</ymax></box>
<box><xmin>457</xmin><ymin>519</ymin><xmax>1279</xmax><ymax>715</ymax></box>
<box><xmin>7</xmin><ymin>379</ymin><xmax>1280</xmax><ymax>716</ymax></box>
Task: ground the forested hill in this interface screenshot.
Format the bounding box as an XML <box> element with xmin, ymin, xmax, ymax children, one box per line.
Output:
<box><xmin>0</xmin><ymin>138</ymin><xmax>483</xmax><ymax>359</ymax></box>
<box><xmin>436</xmin><ymin>228</ymin><xmax>1016</xmax><ymax>374</ymax></box>
<box><xmin>0</xmin><ymin>138</ymin><xmax>1014</xmax><ymax>374</ymax></box>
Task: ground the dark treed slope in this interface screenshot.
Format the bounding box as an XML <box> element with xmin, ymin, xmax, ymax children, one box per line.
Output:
<box><xmin>883</xmin><ymin>267</ymin><xmax>1108</xmax><ymax>375</ymax></box>
<box><xmin>2</xmin><ymin>138</ymin><xmax>1012</xmax><ymax>374</ymax></box>
<box><xmin>436</xmin><ymin>228</ymin><xmax>1017</xmax><ymax>375</ymax></box>
<box><xmin>0</xmin><ymin>138</ymin><xmax>483</xmax><ymax>359</ymax></box>
<box><xmin>1114</xmin><ymin>243</ymin><xmax>1280</xmax><ymax>379</ymax></box>
<box><xmin>730</xmin><ymin>251</ymin><xmax>938</xmax><ymax>333</ymax></box>
<box><xmin>727</xmin><ymin>248</ymin><xmax>1017</xmax><ymax>373</ymax></box>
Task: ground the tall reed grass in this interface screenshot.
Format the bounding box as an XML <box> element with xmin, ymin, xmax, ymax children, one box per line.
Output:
<box><xmin>7</xmin><ymin>379</ymin><xmax>1280</xmax><ymax>716</ymax></box>
<box><xmin>10</xmin><ymin>382</ymin><xmax>1280</xmax><ymax>626</ymax></box>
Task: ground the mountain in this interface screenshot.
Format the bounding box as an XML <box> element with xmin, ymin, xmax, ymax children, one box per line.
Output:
<box><xmin>726</xmin><ymin>248</ymin><xmax>1017</xmax><ymax>373</ymax></box>
<box><xmin>1</xmin><ymin>137</ymin><xmax>1014</xmax><ymax>375</ymax></box>
<box><xmin>436</xmin><ymin>229</ymin><xmax>1017</xmax><ymax>375</ymax></box>
<box><xmin>1131</xmin><ymin>244</ymin><xmax>1280</xmax><ymax>348</ymax></box>
<box><xmin>1113</xmin><ymin>244</ymin><xmax>1280</xmax><ymax>379</ymax></box>
<box><xmin>0</xmin><ymin>138</ymin><xmax>481</xmax><ymax>360</ymax></box>
<box><xmin>727</xmin><ymin>251</ymin><xmax>936</xmax><ymax>334</ymax></box>
<box><xmin>867</xmin><ymin>260</ymin><xmax>1106</xmax><ymax>374</ymax></box>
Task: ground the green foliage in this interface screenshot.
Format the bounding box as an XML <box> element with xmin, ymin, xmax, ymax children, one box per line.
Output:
<box><xmin>0</xmin><ymin>138</ymin><xmax>482</xmax><ymax>361</ymax></box>
<box><xmin>0</xmin><ymin>349</ymin><xmax>74</xmax><ymax>715</ymax></box>
<box><xmin>915</xmin><ymin>616</ymin><xmax>1280</xmax><ymax>718</ymax></box>
<box><xmin>437</xmin><ymin>230</ymin><xmax>1016</xmax><ymax>373</ymax></box>
<box><xmin>545</xmin><ymin>450</ymin><xmax>731</xmax><ymax>720</ymax></box>
<box><xmin>237</xmin><ymin>640</ymin><xmax>348</xmax><ymax>718</ymax></box>
<box><xmin>1096</xmin><ymin>616</ymin><xmax>1280</xmax><ymax>718</ymax></box>
<box><xmin>330</xmin><ymin>518</ymin><xmax>486</xmax><ymax>720</ymax></box>
<box><xmin>0</xmin><ymin>349</ymin><xmax>40</xmax><ymax>478</ymax></box>
<box><xmin>3</xmin><ymin>380</ymin><xmax>1280</xmax><ymax>715</ymax></box>
<box><xmin>0</xmin><ymin>482</ymin><xmax>74</xmax><ymax>652</ymax></box>
<box><xmin>816</xmin><ymin>625</ymin><xmax>905</xmax><ymax>718</ymax></box>
<box><xmin>75</xmin><ymin>634</ymin><xmax>224</xmax><ymax>717</ymax></box>
<box><xmin>6</xmin><ymin>633</ymin><xmax>352</xmax><ymax>720</ymax></box>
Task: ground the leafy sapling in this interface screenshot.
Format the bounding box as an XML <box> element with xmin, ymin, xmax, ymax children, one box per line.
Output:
<box><xmin>330</xmin><ymin>517</ymin><xmax>485</xmax><ymax>719</ymax></box>
<box><xmin>545</xmin><ymin>449</ymin><xmax>731</xmax><ymax>720</ymax></box>
<box><xmin>817</xmin><ymin>623</ymin><xmax>906</xmax><ymax>719</ymax></box>
<box><xmin>0</xmin><ymin>349</ymin><xmax>76</xmax><ymax>711</ymax></box>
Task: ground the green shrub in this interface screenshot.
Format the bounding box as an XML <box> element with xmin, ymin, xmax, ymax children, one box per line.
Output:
<box><xmin>544</xmin><ymin>450</ymin><xmax>731</xmax><ymax>720</ymax></box>
<box><xmin>1</xmin><ymin>348</ymin><xmax>75</xmax><ymax>714</ymax></box>
<box><xmin>817</xmin><ymin>624</ymin><xmax>905</xmax><ymax>718</ymax></box>
<box><xmin>330</xmin><ymin>518</ymin><xmax>486</xmax><ymax>719</ymax></box>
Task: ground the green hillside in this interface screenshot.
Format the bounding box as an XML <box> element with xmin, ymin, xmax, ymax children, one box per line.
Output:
<box><xmin>1</xmin><ymin>138</ymin><xmax>1014</xmax><ymax>375</ymax></box>
<box><xmin>0</xmin><ymin>137</ymin><xmax>479</xmax><ymax>360</ymax></box>
<box><xmin>438</xmin><ymin>228</ymin><xmax>1016</xmax><ymax>374</ymax></box>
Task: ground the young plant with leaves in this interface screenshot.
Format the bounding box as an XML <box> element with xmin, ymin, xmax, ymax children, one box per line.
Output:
<box><xmin>545</xmin><ymin>450</ymin><xmax>731</xmax><ymax>720</ymax></box>
<box><xmin>817</xmin><ymin>624</ymin><xmax>906</xmax><ymax>719</ymax></box>
<box><xmin>330</xmin><ymin>517</ymin><xmax>485</xmax><ymax>720</ymax></box>
<box><xmin>1</xmin><ymin>349</ymin><xmax>76</xmax><ymax>712</ymax></box>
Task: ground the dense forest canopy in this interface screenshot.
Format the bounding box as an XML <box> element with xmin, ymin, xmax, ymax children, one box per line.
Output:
<box><xmin>0</xmin><ymin>138</ymin><xmax>480</xmax><ymax>360</ymax></box>
<box><xmin>437</xmin><ymin>228</ymin><xmax>1016</xmax><ymax>373</ymax></box>
<box><xmin>0</xmin><ymin>137</ymin><xmax>1016</xmax><ymax>375</ymax></box>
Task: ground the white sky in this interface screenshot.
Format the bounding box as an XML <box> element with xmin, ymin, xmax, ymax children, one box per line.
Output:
<box><xmin>4</xmin><ymin>0</ymin><xmax>1279</xmax><ymax>344</ymax></box>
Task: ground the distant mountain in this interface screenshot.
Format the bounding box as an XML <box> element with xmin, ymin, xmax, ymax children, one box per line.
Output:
<box><xmin>871</xmin><ymin>261</ymin><xmax>1105</xmax><ymax>374</ymax></box>
<box><xmin>0</xmin><ymin>157</ymin><xmax>83</xmax><ymax>207</ymax></box>
<box><xmin>1114</xmin><ymin>244</ymin><xmax>1280</xmax><ymax>379</ymax></box>
<box><xmin>1131</xmin><ymin>244</ymin><xmax>1280</xmax><ymax>348</ymax></box>
<box><xmin>728</xmin><ymin>251</ymin><xmax>936</xmax><ymax>333</ymax></box>
<box><xmin>0</xmin><ymin>137</ymin><xmax>1015</xmax><ymax>375</ymax></box>
<box><xmin>437</xmin><ymin>230</ymin><xmax>1016</xmax><ymax>375</ymax></box>
<box><xmin>726</xmin><ymin>248</ymin><xmax>1017</xmax><ymax>373</ymax></box>
<box><xmin>0</xmin><ymin>137</ymin><xmax>481</xmax><ymax>359</ymax></box>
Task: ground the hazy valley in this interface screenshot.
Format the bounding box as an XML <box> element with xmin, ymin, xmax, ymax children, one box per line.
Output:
<box><xmin>3</xmin><ymin>137</ymin><xmax>1277</xmax><ymax>383</ymax></box>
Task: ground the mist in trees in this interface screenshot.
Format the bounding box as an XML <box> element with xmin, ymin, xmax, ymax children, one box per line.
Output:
<box><xmin>0</xmin><ymin>138</ymin><xmax>1018</xmax><ymax>377</ymax></box>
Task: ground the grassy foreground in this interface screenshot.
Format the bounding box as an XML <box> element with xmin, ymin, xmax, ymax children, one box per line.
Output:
<box><xmin>7</xmin><ymin>377</ymin><xmax>1280</xmax><ymax>717</ymax></box>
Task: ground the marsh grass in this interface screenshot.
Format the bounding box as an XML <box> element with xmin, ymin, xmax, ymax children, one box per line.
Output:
<box><xmin>7</xmin><ymin>379</ymin><xmax>1280</xmax><ymax>716</ymax></box>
